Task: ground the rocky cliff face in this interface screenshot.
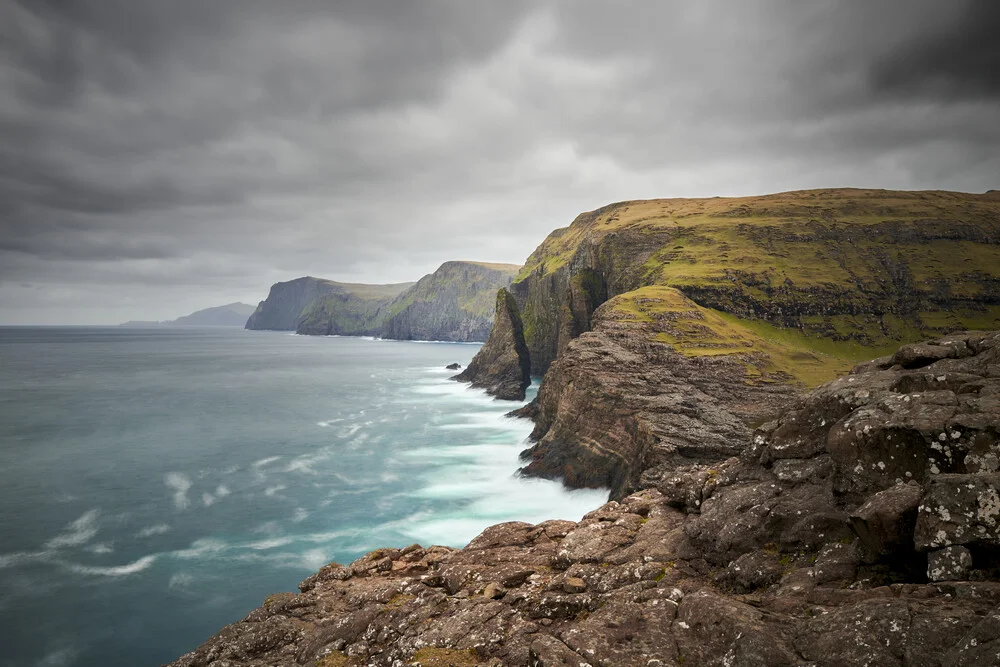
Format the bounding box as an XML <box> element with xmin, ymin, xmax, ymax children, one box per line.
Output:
<box><xmin>245</xmin><ymin>262</ymin><xmax>518</xmax><ymax>341</ymax></box>
<box><xmin>510</xmin><ymin>189</ymin><xmax>1000</xmax><ymax>378</ymax></box>
<box><xmin>244</xmin><ymin>278</ymin><xmax>413</xmax><ymax>333</ymax></box>
<box><xmin>518</xmin><ymin>289</ymin><xmax>797</xmax><ymax>499</ymax></box>
<box><xmin>452</xmin><ymin>289</ymin><xmax>531</xmax><ymax>400</ymax></box>
<box><xmin>381</xmin><ymin>262</ymin><xmax>520</xmax><ymax>342</ymax></box>
<box><xmin>169</xmin><ymin>331</ymin><xmax>1000</xmax><ymax>667</ymax></box>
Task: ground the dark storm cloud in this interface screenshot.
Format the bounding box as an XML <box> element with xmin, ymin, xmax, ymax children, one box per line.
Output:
<box><xmin>0</xmin><ymin>0</ymin><xmax>997</xmax><ymax>323</ymax></box>
<box><xmin>872</xmin><ymin>1</ymin><xmax>1000</xmax><ymax>99</ymax></box>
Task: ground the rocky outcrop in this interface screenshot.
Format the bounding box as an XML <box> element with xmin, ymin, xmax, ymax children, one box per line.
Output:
<box><xmin>380</xmin><ymin>262</ymin><xmax>520</xmax><ymax>342</ymax></box>
<box><xmin>452</xmin><ymin>289</ymin><xmax>531</xmax><ymax>400</ymax></box>
<box><xmin>517</xmin><ymin>291</ymin><xmax>797</xmax><ymax>499</ymax></box>
<box><xmin>245</xmin><ymin>277</ymin><xmax>413</xmax><ymax>333</ymax></box>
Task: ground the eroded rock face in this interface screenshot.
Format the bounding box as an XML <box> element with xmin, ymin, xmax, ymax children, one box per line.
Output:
<box><xmin>518</xmin><ymin>308</ymin><xmax>796</xmax><ymax>498</ymax></box>
<box><xmin>452</xmin><ymin>289</ymin><xmax>531</xmax><ymax>401</ymax></box>
<box><xmin>169</xmin><ymin>332</ymin><xmax>1000</xmax><ymax>666</ymax></box>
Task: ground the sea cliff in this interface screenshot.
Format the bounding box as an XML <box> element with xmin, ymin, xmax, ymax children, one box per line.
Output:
<box><xmin>245</xmin><ymin>261</ymin><xmax>519</xmax><ymax>342</ymax></box>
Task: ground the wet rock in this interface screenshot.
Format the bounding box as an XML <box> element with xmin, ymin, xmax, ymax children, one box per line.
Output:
<box><xmin>927</xmin><ymin>545</ymin><xmax>974</xmax><ymax>582</ymax></box>
<box><xmin>445</xmin><ymin>363</ymin><xmax>461</xmax><ymax>370</ymax></box>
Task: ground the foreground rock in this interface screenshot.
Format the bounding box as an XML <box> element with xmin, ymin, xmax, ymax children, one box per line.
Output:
<box><xmin>452</xmin><ymin>289</ymin><xmax>531</xmax><ymax>401</ymax></box>
<box><xmin>169</xmin><ymin>331</ymin><xmax>1000</xmax><ymax>667</ymax></box>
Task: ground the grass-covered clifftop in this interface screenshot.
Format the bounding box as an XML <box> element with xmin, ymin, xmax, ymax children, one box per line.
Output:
<box><xmin>511</xmin><ymin>188</ymin><xmax>1000</xmax><ymax>383</ymax></box>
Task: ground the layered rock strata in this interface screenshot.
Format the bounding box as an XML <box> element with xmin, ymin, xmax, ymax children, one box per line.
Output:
<box><xmin>169</xmin><ymin>331</ymin><xmax>1000</xmax><ymax>667</ymax></box>
<box><xmin>517</xmin><ymin>296</ymin><xmax>796</xmax><ymax>498</ymax></box>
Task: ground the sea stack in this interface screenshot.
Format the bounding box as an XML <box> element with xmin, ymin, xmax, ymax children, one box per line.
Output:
<box><xmin>452</xmin><ymin>288</ymin><xmax>531</xmax><ymax>400</ymax></box>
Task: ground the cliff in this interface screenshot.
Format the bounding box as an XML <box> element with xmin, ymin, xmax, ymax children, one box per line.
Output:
<box><xmin>245</xmin><ymin>262</ymin><xmax>519</xmax><ymax>341</ymax></box>
<box><xmin>381</xmin><ymin>262</ymin><xmax>520</xmax><ymax>342</ymax></box>
<box><xmin>244</xmin><ymin>278</ymin><xmax>413</xmax><ymax>333</ymax></box>
<box><xmin>452</xmin><ymin>288</ymin><xmax>531</xmax><ymax>400</ymax></box>
<box><xmin>511</xmin><ymin>188</ymin><xmax>1000</xmax><ymax>378</ymax></box>
<box><xmin>169</xmin><ymin>331</ymin><xmax>1000</xmax><ymax>667</ymax></box>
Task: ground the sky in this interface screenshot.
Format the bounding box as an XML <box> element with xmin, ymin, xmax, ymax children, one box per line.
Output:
<box><xmin>1</xmin><ymin>1</ymin><xmax>998</xmax><ymax>324</ymax></box>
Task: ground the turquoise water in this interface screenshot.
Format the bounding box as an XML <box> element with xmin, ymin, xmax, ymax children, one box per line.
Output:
<box><xmin>0</xmin><ymin>327</ymin><xmax>608</xmax><ymax>667</ymax></box>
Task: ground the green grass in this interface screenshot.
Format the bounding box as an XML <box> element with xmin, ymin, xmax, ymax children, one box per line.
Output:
<box><xmin>606</xmin><ymin>286</ymin><xmax>896</xmax><ymax>386</ymax></box>
<box><xmin>512</xmin><ymin>189</ymin><xmax>1000</xmax><ymax>377</ymax></box>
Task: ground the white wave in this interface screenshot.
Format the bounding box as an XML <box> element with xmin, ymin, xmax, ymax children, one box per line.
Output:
<box><xmin>172</xmin><ymin>538</ymin><xmax>229</xmax><ymax>559</ymax></box>
<box><xmin>85</xmin><ymin>543</ymin><xmax>113</xmax><ymax>555</ymax></box>
<box><xmin>316</xmin><ymin>418</ymin><xmax>344</xmax><ymax>427</ymax></box>
<box><xmin>45</xmin><ymin>509</ymin><xmax>100</xmax><ymax>548</ymax></box>
<box><xmin>168</xmin><ymin>572</ymin><xmax>194</xmax><ymax>589</ymax></box>
<box><xmin>247</xmin><ymin>537</ymin><xmax>294</xmax><ymax>550</ymax></box>
<box><xmin>0</xmin><ymin>551</ymin><xmax>47</xmax><ymax>569</ymax></box>
<box><xmin>202</xmin><ymin>492</ymin><xmax>216</xmax><ymax>507</ymax></box>
<box><xmin>59</xmin><ymin>554</ymin><xmax>157</xmax><ymax>577</ymax></box>
<box><xmin>36</xmin><ymin>645</ymin><xmax>80</xmax><ymax>667</ymax></box>
<box><xmin>301</xmin><ymin>548</ymin><xmax>331</xmax><ymax>570</ymax></box>
<box><xmin>165</xmin><ymin>472</ymin><xmax>192</xmax><ymax>510</ymax></box>
<box><xmin>292</xmin><ymin>508</ymin><xmax>309</xmax><ymax>523</ymax></box>
<box><xmin>253</xmin><ymin>456</ymin><xmax>282</xmax><ymax>468</ymax></box>
<box><xmin>136</xmin><ymin>524</ymin><xmax>171</xmax><ymax>538</ymax></box>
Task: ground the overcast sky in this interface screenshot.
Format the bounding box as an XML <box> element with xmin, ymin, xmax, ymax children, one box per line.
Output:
<box><xmin>1</xmin><ymin>1</ymin><xmax>998</xmax><ymax>324</ymax></box>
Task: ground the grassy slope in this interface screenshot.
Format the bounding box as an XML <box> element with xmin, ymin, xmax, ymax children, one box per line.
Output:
<box><xmin>519</xmin><ymin>189</ymin><xmax>1000</xmax><ymax>385</ymax></box>
<box><xmin>296</xmin><ymin>279</ymin><xmax>415</xmax><ymax>333</ymax></box>
<box><xmin>385</xmin><ymin>262</ymin><xmax>521</xmax><ymax>319</ymax></box>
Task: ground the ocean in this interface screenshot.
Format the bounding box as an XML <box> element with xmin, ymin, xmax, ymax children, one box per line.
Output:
<box><xmin>0</xmin><ymin>327</ymin><xmax>608</xmax><ymax>667</ymax></box>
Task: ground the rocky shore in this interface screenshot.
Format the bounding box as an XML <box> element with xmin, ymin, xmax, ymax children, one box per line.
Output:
<box><xmin>168</xmin><ymin>330</ymin><xmax>1000</xmax><ymax>666</ymax></box>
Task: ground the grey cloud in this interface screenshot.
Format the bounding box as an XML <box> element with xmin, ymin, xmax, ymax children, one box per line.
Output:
<box><xmin>0</xmin><ymin>1</ymin><xmax>997</xmax><ymax>324</ymax></box>
<box><xmin>871</xmin><ymin>1</ymin><xmax>1000</xmax><ymax>99</ymax></box>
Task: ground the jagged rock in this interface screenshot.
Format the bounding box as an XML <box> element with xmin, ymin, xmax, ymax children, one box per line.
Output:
<box><xmin>452</xmin><ymin>288</ymin><xmax>531</xmax><ymax>400</ymax></box>
<box><xmin>928</xmin><ymin>546</ymin><xmax>974</xmax><ymax>581</ymax></box>
<box><xmin>519</xmin><ymin>308</ymin><xmax>795</xmax><ymax>498</ymax></box>
<box><xmin>445</xmin><ymin>363</ymin><xmax>461</xmax><ymax>370</ymax></box>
